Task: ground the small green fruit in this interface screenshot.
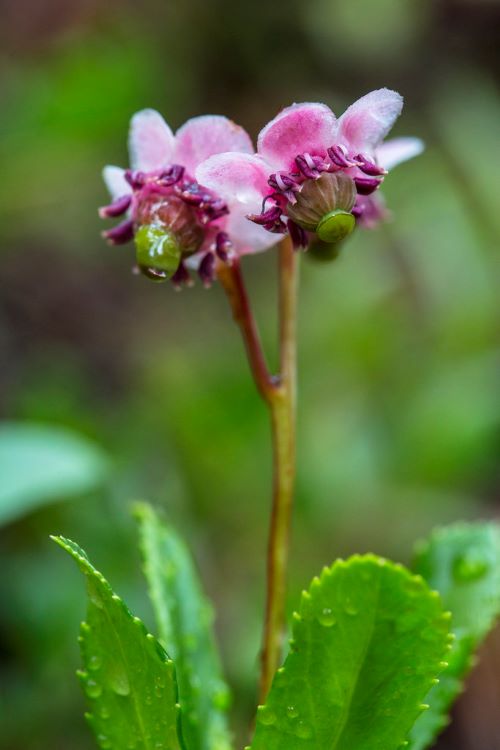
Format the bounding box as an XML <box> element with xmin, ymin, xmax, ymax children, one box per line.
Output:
<box><xmin>316</xmin><ymin>210</ymin><xmax>355</xmax><ymax>244</ymax></box>
<box><xmin>135</xmin><ymin>224</ymin><xmax>182</xmax><ymax>281</ymax></box>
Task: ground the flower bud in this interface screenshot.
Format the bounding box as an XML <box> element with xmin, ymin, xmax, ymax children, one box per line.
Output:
<box><xmin>286</xmin><ymin>172</ymin><xmax>356</xmax><ymax>245</ymax></box>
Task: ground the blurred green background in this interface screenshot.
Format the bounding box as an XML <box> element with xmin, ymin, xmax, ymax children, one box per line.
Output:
<box><xmin>1</xmin><ymin>0</ymin><xmax>499</xmax><ymax>748</ymax></box>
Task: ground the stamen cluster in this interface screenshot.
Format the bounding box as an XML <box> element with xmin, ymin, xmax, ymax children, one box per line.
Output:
<box><xmin>249</xmin><ymin>145</ymin><xmax>386</xmax><ymax>247</ymax></box>
<box><xmin>100</xmin><ymin>166</ymin><xmax>233</xmax><ymax>286</ymax></box>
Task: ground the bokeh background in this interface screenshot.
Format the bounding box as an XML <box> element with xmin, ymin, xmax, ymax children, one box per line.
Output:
<box><xmin>1</xmin><ymin>0</ymin><xmax>499</xmax><ymax>748</ymax></box>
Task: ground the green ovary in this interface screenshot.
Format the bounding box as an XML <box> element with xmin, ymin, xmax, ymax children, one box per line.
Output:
<box><xmin>135</xmin><ymin>224</ymin><xmax>182</xmax><ymax>280</ymax></box>
<box><xmin>316</xmin><ymin>210</ymin><xmax>355</xmax><ymax>244</ymax></box>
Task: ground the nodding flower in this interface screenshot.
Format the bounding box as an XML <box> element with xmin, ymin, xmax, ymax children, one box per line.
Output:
<box><xmin>197</xmin><ymin>89</ymin><xmax>423</xmax><ymax>258</ymax></box>
<box><xmin>99</xmin><ymin>110</ymin><xmax>276</xmax><ymax>287</ymax></box>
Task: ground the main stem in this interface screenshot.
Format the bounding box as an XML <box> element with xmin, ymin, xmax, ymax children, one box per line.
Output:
<box><xmin>260</xmin><ymin>235</ymin><xmax>298</xmax><ymax>702</ymax></box>
<box><xmin>217</xmin><ymin>236</ymin><xmax>298</xmax><ymax>704</ymax></box>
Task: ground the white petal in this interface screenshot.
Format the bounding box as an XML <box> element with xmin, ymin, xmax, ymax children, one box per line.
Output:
<box><xmin>174</xmin><ymin>115</ymin><xmax>254</xmax><ymax>174</ymax></box>
<box><xmin>128</xmin><ymin>109</ymin><xmax>175</xmax><ymax>171</ymax></box>
<box><xmin>196</xmin><ymin>152</ymin><xmax>276</xmax><ymax>255</ymax></box>
<box><xmin>102</xmin><ymin>165</ymin><xmax>131</xmax><ymax>199</ymax></box>
<box><xmin>376</xmin><ymin>137</ymin><xmax>424</xmax><ymax>170</ymax></box>
<box><xmin>338</xmin><ymin>88</ymin><xmax>403</xmax><ymax>152</ymax></box>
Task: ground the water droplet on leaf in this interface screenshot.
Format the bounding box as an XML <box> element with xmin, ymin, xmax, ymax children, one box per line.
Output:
<box><xmin>258</xmin><ymin>706</ymin><xmax>276</xmax><ymax>725</ymax></box>
<box><xmin>318</xmin><ymin>607</ymin><xmax>336</xmax><ymax>627</ymax></box>
<box><xmin>453</xmin><ymin>552</ymin><xmax>489</xmax><ymax>582</ymax></box>
<box><xmin>295</xmin><ymin>721</ymin><xmax>312</xmax><ymax>739</ymax></box>
<box><xmin>85</xmin><ymin>679</ymin><xmax>102</xmax><ymax>698</ymax></box>
<box><xmin>88</xmin><ymin>655</ymin><xmax>102</xmax><ymax>672</ymax></box>
<box><xmin>109</xmin><ymin>667</ymin><xmax>130</xmax><ymax>696</ymax></box>
<box><xmin>344</xmin><ymin>599</ymin><xmax>359</xmax><ymax>616</ymax></box>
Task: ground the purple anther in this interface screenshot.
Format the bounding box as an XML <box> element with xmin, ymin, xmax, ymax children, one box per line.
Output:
<box><xmin>327</xmin><ymin>144</ymin><xmax>359</xmax><ymax>170</ymax></box>
<box><xmin>287</xmin><ymin>219</ymin><xmax>307</xmax><ymax>249</ymax></box>
<box><xmin>268</xmin><ymin>173</ymin><xmax>301</xmax><ymax>204</ymax></box>
<box><xmin>98</xmin><ymin>194</ymin><xmax>132</xmax><ymax>219</ymax></box>
<box><xmin>102</xmin><ymin>219</ymin><xmax>134</xmax><ymax>245</ymax></box>
<box><xmin>198</xmin><ymin>252</ymin><xmax>215</xmax><ymax>287</ymax></box>
<box><xmin>351</xmin><ymin>203</ymin><xmax>364</xmax><ymax>218</ymax></box>
<box><xmin>355</xmin><ymin>154</ymin><xmax>387</xmax><ymax>176</ymax></box>
<box><xmin>353</xmin><ymin>176</ymin><xmax>382</xmax><ymax>195</ymax></box>
<box><xmin>295</xmin><ymin>153</ymin><xmax>326</xmax><ymax>180</ymax></box>
<box><xmin>215</xmin><ymin>231</ymin><xmax>233</xmax><ymax>262</ymax></box>
<box><xmin>158</xmin><ymin>164</ymin><xmax>185</xmax><ymax>186</ymax></box>
<box><xmin>203</xmin><ymin>198</ymin><xmax>229</xmax><ymax>223</ymax></box>
<box><xmin>249</xmin><ymin>205</ymin><xmax>283</xmax><ymax>226</ymax></box>
<box><xmin>248</xmin><ymin>204</ymin><xmax>286</xmax><ymax>233</ymax></box>
<box><xmin>171</xmin><ymin>262</ymin><xmax>192</xmax><ymax>289</ymax></box>
<box><xmin>125</xmin><ymin>170</ymin><xmax>146</xmax><ymax>190</ymax></box>
<box><xmin>177</xmin><ymin>182</ymin><xmax>205</xmax><ymax>206</ymax></box>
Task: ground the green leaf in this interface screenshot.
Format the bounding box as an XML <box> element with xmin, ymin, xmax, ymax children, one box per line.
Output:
<box><xmin>249</xmin><ymin>555</ymin><xmax>451</xmax><ymax>750</ymax></box>
<box><xmin>408</xmin><ymin>522</ymin><xmax>500</xmax><ymax>750</ymax></box>
<box><xmin>0</xmin><ymin>421</ymin><xmax>109</xmax><ymax>525</ymax></box>
<box><xmin>135</xmin><ymin>503</ymin><xmax>232</xmax><ymax>750</ymax></box>
<box><xmin>52</xmin><ymin>535</ymin><xmax>183</xmax><ymax>750</ymax></box>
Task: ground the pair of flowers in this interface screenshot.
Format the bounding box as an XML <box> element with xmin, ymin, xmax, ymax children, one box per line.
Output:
<box><xmin>100</xmin><ymin>88</ymin><xmax>423</xmax><ymax>286</ymax></box>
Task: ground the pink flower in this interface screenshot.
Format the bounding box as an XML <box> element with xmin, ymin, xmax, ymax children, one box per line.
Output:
<box><xmin>198</xmin><ymin>89</ymin><xmax>423</xmax><ymax>254</ymax></box>
<box><xmin>99</xmin><ymin>110</ymin><xmax>275</xmax><ymax>286</ymax></box>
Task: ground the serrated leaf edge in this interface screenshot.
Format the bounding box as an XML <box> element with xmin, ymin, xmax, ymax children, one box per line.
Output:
<box><xmin>51</xmin><ymin>534</ymin><xmax>186</xmax><ymax>750</ymax></box>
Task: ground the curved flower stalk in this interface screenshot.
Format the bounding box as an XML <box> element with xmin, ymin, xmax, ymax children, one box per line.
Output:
<box><xmin>198</xmin><ymin>89</ymin><xmax>423</xmax><ymax>256</ymax></box>
<box><xmin>99</xmin><ymin>110</ymin><xmax>275</xmax><ymax>287</ymax></box>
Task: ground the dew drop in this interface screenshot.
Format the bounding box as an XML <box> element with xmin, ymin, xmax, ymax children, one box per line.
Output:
<box><xmin>295</xmin><ymin>721</ymin><xmax>312</xmax><ymax>739</ymax></box>
<box><xmin>85</xmin><ymin>679</ymin><xmax>102</xmax><ymax>699</ymax></box>
<box><xmin>109</xmin><ymin>667</ymin><xmax>130</xmax><ymax>696</ymax></box>
<box><xmin>212</xmin><ymin>688</ymin><xmax>231</xmax><ymax>711</ymax></box>
<box><xmin>287</xmin><ymin>705</ymin><xmax>299</xmax><ymax>719</ymax></box>
<box><xmin>318</xmin><ymin>607</ymin><xmax>336</xmax><ymax>627</ymax></box>
<box><xmin>258</xmin><ymin>706</ymin><xmax>276</xmax><ymax>725</ymax></box>
<box><xmin>89</xmin><ymin>655</ymin><xmax>102</xmax><ymax>672</ymax></box>
<box><xmin>453</xmin><ymin>553</ymin><xmax>489</xmax><ymax>583</ymax></box>
<box><xmin>344</xmin><ymin>599</ymin><xmax>359</xmax><ymax>616</ymax></box>
<box><xmin>89</xmin><ymin>587</ymin><xmax>104</xmax><ymax>610</ymax></box>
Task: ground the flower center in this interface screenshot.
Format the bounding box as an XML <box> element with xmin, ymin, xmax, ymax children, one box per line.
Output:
<box><xmin>248</xmin><ymin>144</ymin><xmax>386</xmax><ymax>248</ymax></box>
<box><xmin>100</xmin><ymin>165</ymin><xmax>232</xmax><ymax>286</ymax></box>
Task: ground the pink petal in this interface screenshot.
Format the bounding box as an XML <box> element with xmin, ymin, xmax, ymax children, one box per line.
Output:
<box><xmin>174</xmin><ymin>115</ymin><xmax>254</xmax><ymax>174</ymax></box>
<box><xmin>338</xmin><ymin>89</ymin><xmax>403</xmax><ymax>152</ymax></box>
<box><xmin>102</xmin><ymin>165</ymin><xmax>131</xmax><ymax>199</ymax></box>
<box><xmin>195</xmin><ymin>152</ymin><xmax>269</xmax><ymax>206</ymax></box>
<box><xmin>128</xmin><ymin>109</ymin><xmax>175</xmax><ymax>171</ymax></box>
<box><xmin>376</xmin><ymin>137</ymin><xmax>424</xmax><ymax>171</ymax></box>
<box><xmin>226</xmin><ymin>210</ymin><xmax>278</xmax><ymax>255</ymax></box>
<box><xmin>257</xmin><ymin>102</ymin><xmax>337</xmax><ymax>171</ymax></box>
<box><xmin>195</xmin><ymin>153</ymin><xmax>276</xmax><ymax>255</ymax></box>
